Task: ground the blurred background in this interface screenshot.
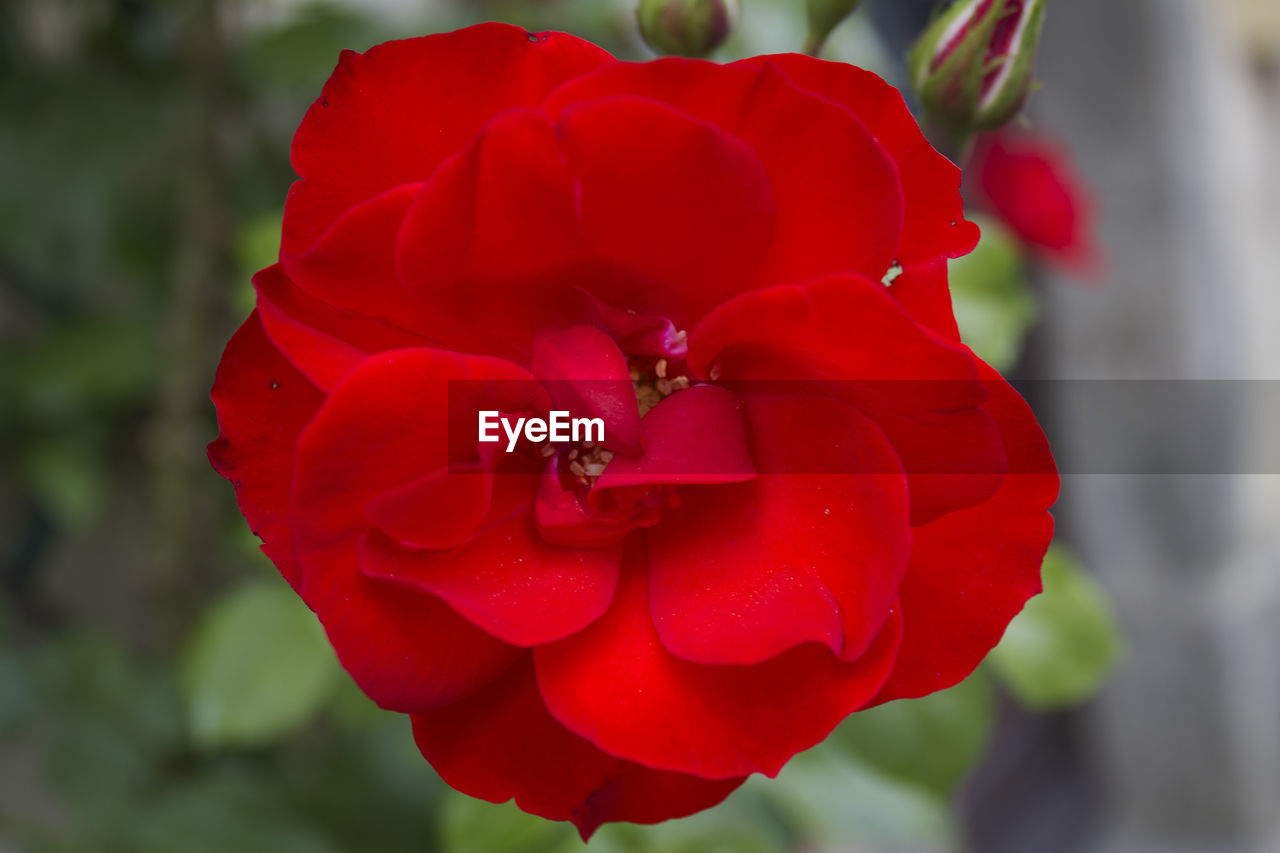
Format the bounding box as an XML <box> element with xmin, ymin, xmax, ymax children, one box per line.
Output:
<box><xmin>1</xmin><ymin>0</ymin><xmax>1277</xmax><ymax>851</ymax></box>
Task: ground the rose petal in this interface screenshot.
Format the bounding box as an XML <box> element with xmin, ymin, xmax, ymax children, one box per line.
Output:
<box><xmin>531</xmin><ymin>325</ymin><xmax>642</xmax><ymax>455</ymax></box>
<box><xmin>412</xmin><ymin>659</ymin><xmax>745</xmax><ymax>841</ymax></box>
<box><xmin>364</xmin><ymin>462</ymin><xmax>496</xmax><ymax>551</ymax></box>
<box><xmin>311</xmin><ymin>544</ymin><xmax>521</xmax><ymax>712</ymax></box>
<box><xmin>886</xmin><ymin>257</ymin><xmax>962</xmax><ymax>341</ymax></box>
<box><xmin>971</xmin><ymin>131</ymin><xmax>1102</xmax><ymax>275</ymax></box>
<box><xmin>737</xmin><ymin>53</ymin><xmax>980</xmax><ymax>265</ymax></box>
<box><xmin>284</xmin><ymin>22</ymin><xmax>612</xmax><ymax>255</ymax></box>
<box><xmin>646</xmin><ymin>393</ymin><xmax>909</xmax><ymax>666</ymax></box>
<box><xmin>535</xmin><ymin>537</ymin><xmax>903</xmax><ymax>779</ymax></box>
<box><xmin>542</xmin><ymin>60</ymin><xmax>904</xmax><ymax>295</ymax></box>
<box><xmin>290</xmin><ymin>348</ymin><xmax>546</xmax><ymax>710</ymax></box>
<box><xmin>594</xmin><ymin>385</ymin><xmax>756</xmax><ymax>489</ymax></box>
<box><xmin>688</xmin><ymin>273</ymin><xmax>983</xmax><ymax>411</ymax></box>
<box><xmin>358</xmin><ymin>512</ymin><xmax>623</xmax><ymax>648</ymax></box>
<box><xmin>394</xmin><ymin>109</ymin><xmax>591</xmax><ymax>359</ymax></box>
<box><xmin>579</xmin><ymin>290</ymin><xmax>689</xmax><ymax>359</ymax></box>
<box><xmin>873</xmin><ymin>405</ymin><xmax>1007</xmax><ymax>525</ymax></box>
<box><xmin>251</xmin><ymin>262</ymin><xmax>426</xmax><ymax>352</ymax></box>
<box><xmin>869</xmin><ymin>364</ymin><xmax>1058</xmax><ymax>704</ymax></box>
<box><xmin>688</xmin><ymin>275</ymin><xmax>1009</xmax><ymax>522</ymax></box>
<box><xmin>553</xmin><ymin>94</ymin><xmax>776</xmax><ymax>328</ymax></box>
<box><xmin>535</xmin><ymin>461</ymin><xmax>663</xmax><ymax>548</ymax></box>
<box><xmin>280</xmin><ymin>184</ymin><xmax>438</xmax><ymax>339</ymax></box>
<box><xmin>255</xmin><ymin>273</ymin><xmax>366</xmax><ymax>393</ymax></box>
<box><xmin>208</xmin><ymin>313</ymin><xmax>324</xmax><ymax>592</ymax></box>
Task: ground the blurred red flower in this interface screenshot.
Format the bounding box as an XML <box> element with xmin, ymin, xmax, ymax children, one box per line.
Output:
<box><xmin>209</xmin><ymin>23</ymin><xmax>1057</xmax><ymax>837</ymax></box>
<box><xmin>970</xmin><ymin>130</ymin><xmax>1103</xmax><ymax>277</ymax></box>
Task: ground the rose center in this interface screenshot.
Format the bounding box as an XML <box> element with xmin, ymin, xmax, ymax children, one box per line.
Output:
<box><xmin>630</xmin><ymin>356</ymin><xmax>692</xmax><ymax>416</ymax></box>
<box><xmin>554</xmin><ymin>440</ymin><xmax>615</xmax><ymax>487</ymax></box>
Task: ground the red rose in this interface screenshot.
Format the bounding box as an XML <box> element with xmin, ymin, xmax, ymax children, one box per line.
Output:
<box><xmin>969</xmin><ymin>130</ymin><xmax>1103</xmax><ymax>277</ymax></box>
<box><xmin>209</xmin><ymin>23</ymin><xmax>1057</xmax><ymax>837</ymax></box>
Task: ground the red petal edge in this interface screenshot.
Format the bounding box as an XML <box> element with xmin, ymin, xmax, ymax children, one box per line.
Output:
<box><xmin>412</xmin><ymin>658</ymin><xmax>745</xmax><ymax>840</ymax></box>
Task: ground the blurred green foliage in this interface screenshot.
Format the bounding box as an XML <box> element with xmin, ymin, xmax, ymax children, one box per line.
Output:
<box><xmin>0</xmin><ymin>1</ymin><xmax>1118</xmax><ymax>850</ymax></box>
<box><xmin>833</xmin><ymin>670</ymin><xmax>994</xmax><ymax>798</ymax></box>
<box><xmin>989</xmin><ymin>545</ymin><xmax>1124</xmax><ymax>709</ymax></box>
<box><xmin>948</xmin><ymin>215</ymin><xmax>1039</xmax><ymax>372</ymax></box>
<box><xmin>182</xmin><ymin>578</ymin><xmax>341</xmax><ymax>749</ymax></box>
<box><xmin>0</xmin><ymin>612</ymin><xmax>445</xmax><ymax>851</ymax></box>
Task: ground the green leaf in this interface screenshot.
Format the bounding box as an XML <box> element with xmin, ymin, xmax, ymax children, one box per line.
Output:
<box><xmin>593</xmin><ymin>785</ymin><xmax>785</xmax><ymax>852</ymax></box>
<box><xmin>439</xmin><ymin>794</ymin><xmax>580</xmax><ymax>853</ymax></box>
<box><xmin>759</xmin><ymin>748</ymin><xmax>957</xmax><ymax>850</ymax></box>
<box><xmin>989</xmin><ymin>545</ymin><xmax>1123</xmax><ymax>709</ymax></box>
<box><xmin>439</xmin><ymin>777</ymin><xmax>783</xmax><ymax>853</ymax></box>
<box><xmin>831</xmin><ymin>669</ymin><xmax>994</xmax><ymax>797</ymax></box>
<box><xmin>182</xmin><ymin>578</ymin><xmax>340</xmax><ymax>748</ymax></box>
<box><xmin>233</xmin><ymin>211</ymin><xmax>283</xmax><ymax>316</ymax></box>
<box><xmin>948</xmin><ymin>215</ymin><xmax>1038</xmax><ymax>371</ymax></box>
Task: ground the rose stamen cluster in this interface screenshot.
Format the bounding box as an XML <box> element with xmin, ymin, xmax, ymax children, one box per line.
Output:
<box><xmin>565</xmin><ymin>443</ymin><xmax>614</xmax><ymax>484</ymax></box>
<box><xmin>631</xmin><ymin>356</ymin><xmax>692</xmax><ymax>416</ymax></box>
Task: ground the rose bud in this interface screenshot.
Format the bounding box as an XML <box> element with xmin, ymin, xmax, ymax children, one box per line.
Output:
<box><xmin>909</xmin><ymin>0</ymin><xmax>1047</xmax><ymax>136</ymax></box>
<box><xmin>969</xmin><ymin>130</ymin><xmax>1103</xmax><ymax>278</ymax></box>
<box><xmin>804</xmin><ymin>0</ymin><xmax>863</xmax><ymax>56</ymax></box>
<box><xmin>637</xmin><ymin>0</ymin><xmax>738</xmax><ymax>57</ymax></box>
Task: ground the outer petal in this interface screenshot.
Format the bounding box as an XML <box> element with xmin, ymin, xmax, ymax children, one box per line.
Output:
<box><xmin>289</xmin><ymin>349</ymin><xmax>556</xmax><ymax>711</ymax></box>
<box><xmin>302</xmin><ymin>544</ymin><xmax>521</xmax><ymax>713</ymax></box>
<box><xmin>688</xmin><ymin>274</ymin><xmax>982</xmax><ymax>409</ymax></box>
<box><xmin>887</xmin><ymin>257</ymin><xmax>962</xmax><ymax>341</ymax></box>
<box><xmin>284</xmin><ymin>23</ymin><xmax>613</xmax><ymax>255</ymax></box>
<box><xmin>396</xmin><ymin>96</ymin><xmax>779</xmax><ymax>350</ymax></box>
<box><xmin>647</xmin><ymin>393</ymin><xmax>909</xmax><ymax>666</ymax></box>
<box><xmin>413</xmin><ymin>659</ymin><xmax>745</xmax><ymax>841</ymax></box>
<box><xmin>869</xmin><ymin>364</ymin><xmax>1059</xmax><ymax>704</ymax></box>
<box><xmin>208</xmin><ymin>313</ymin><xmax>323</xmax><ymax>592</ymax></box>
<box><xmin>688</xmin><ymin>274</ymin><xmax>1005</xmax><ymax>521</ymax></box>
<box><xmin>253</xmin><ymin>263</ymin><xmax>434</xmax><ymax>394</ymax></box>
<box><xmin>395</xmin><ymin>109</ymin><xmax>592</xmax><ymax>358</ymax></box>
<box><xmin>280</xmin><ymin>184</ymin><xmax>439</xmax><ymax>341</ymax></box>
<box><xmin>873</xmin><ymin>405</ymin><xmax>1006</xmax><ymax>526</ymax></box>
<box><xmin>535</xmin><ymin>538</ymin><xmax>903</xmax><ymax>780</ymax></box>
<box><xmin>542</xmin><ymin>60</ymin><xmax>903</xmax><ymax>298</ymax></box>
<box><xmin>737</xmin><ymin>53</ymin><xmax>980</xmax><ymax>264</ymax></box>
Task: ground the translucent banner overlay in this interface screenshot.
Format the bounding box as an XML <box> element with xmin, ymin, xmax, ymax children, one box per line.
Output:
<box><xmin>445</xmin><ymin>379</ymin><xmax>1280</xmax><ymax>475</ymax></box>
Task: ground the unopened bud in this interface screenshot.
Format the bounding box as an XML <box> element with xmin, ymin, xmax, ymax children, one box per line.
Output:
<box><xmin>804</xmin><ymin>0</ymin><xmax>863</xmax><ymax>57</ymax></box>
<box><xmin>909</xmin><ymin>0</ymin><xmax>1047</xmax><ymax>136</ymax></box>
<box><xmin>637</xmin><ymin>0</ymin><xmax>739</xmax><ymax>58</ymax></box>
